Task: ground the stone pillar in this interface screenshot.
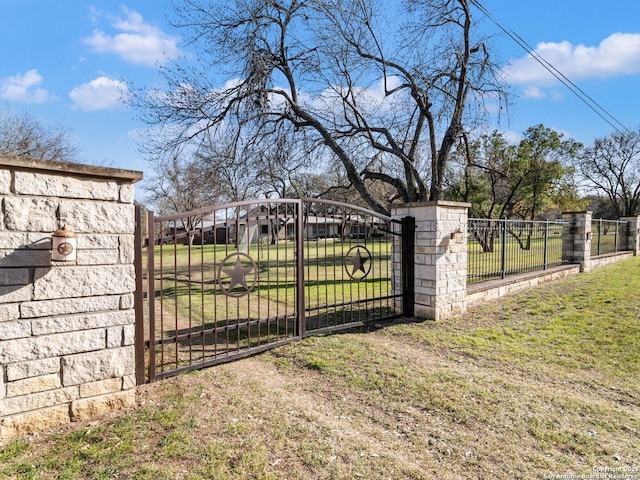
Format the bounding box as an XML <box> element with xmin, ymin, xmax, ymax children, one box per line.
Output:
<box><xmin>0</xmin><ymin>155</ymin><xmax>142</xmax><ymax>441</ymax></box>
<box><xmin>562</xmin><ymin>211</ymin><xmax>592</xmax><ymax>272</ymax></box>
<box><xmin>391</xmin><ymin>201</ymin><xmax>470</xmax><ymax>321</ymax></box>
<box><xmin>620</xmin><ymin>215</ymin><xmax>640</xmax><ymax>256</ymax></box>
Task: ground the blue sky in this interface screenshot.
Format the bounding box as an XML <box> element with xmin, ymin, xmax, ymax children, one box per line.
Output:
<box><xmin>2</xmin><ymin>0</ymin><xmax>640</xmax><ymax>190</ymax></box>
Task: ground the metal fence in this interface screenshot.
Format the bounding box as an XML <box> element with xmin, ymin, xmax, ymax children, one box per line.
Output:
<box><xmin>139</xmin><ymin>198</ymin><xmax>407</xmax><ymax>382</ymax></box>
<box><xmin>591</xmin><ymin>219</ymin><xmax>626</xmax><ymax>256</ymax></box>
<box><xmin>467</xmin><ymin>218</ymin><xmax>565</xmax><ymax>284</ymax></box>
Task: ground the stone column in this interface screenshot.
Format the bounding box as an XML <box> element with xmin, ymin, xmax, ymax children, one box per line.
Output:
<box><xmin>562</xmin><ymin>211</ymin><xmax>592</xmax><ymax>272</ymax></box>
<box><xmin>0</xmin><ymin>155</ymin><xmax>142</xmax><ymax>441</ymax></box>
<box><xmin>620</xmin><ymin>215</ymin><xmax>640</xmax><ymax>255</ymax></box>
<box><xmin>391</xmin><ymin>201</ymin><xmax>470</xmax><ymax>321</ymax></box>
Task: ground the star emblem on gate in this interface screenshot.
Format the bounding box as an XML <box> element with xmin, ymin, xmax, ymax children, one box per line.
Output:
<box><xmin>344</xmin><ymin>245</ymin><xmax>372</xmax><ymax>281</ymax></box>
<box><xmin>217</xmin><ymin>252</ymin><xmax>258</xmax><ymax>297</ymax></box>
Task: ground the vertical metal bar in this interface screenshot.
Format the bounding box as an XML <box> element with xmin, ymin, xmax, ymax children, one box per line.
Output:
<box><xmin>350</xmin><ymin>207</ymin><xmax>358</xmax><ymax>323</ymax></box>
<box><xmin>280</xmin><ymin>206</ymin><xmax>286</xmax><ymax>340</ymax></box>
<box><xmin>187</xmin><ymin>217</ymin><xmax>193</xmax><ymax>365</ymax></box>
<box><xmin>340</xmin><ymin>212</ymin><xmax>346</xmax><ymax>325</ymax></box>
<box><xmin>288</xmin><ymin>204</ymin><xmax>294</xmax><ymax>337</ymax></box>
<box><xmin>614</xmin><ymin>220</ymin><xmax>619</xmax><ymax>253</ymax></box>
<box><xmin>597</xmin><ymin>219</ymin><xmax>602</xmax><ymax>255</ymax></box>
<box><xmin>316</xmin><ymin>204</ymin><xmax>322</xmax><ymax>325</ymax></box>
<box><xmin>332</xmin><ymin>210</ymin><xmax>338</xmax><ymax>327</ymax></box>
<box><xmin>133</xmin><ymin>205</ymin><xmax>146</xmax><ymax>385</ymax></box>
<box><xmin>543</xmin><ymin>220</ymin><xmax>549</xmax><ymax>270</ymax></box>
<box><xmin>467</xmin><ymin>219</ymin><xmax>473</xmax><ymax>283</ymax></box>
<box><xmin>200</xmin><ymin>216</ymin><xmax>205</xmax><ymax>363</ymax></box>
<box><xmin>261</xmin><ymin>210</ymin><xmax>267</xmax><ymax>346</ymax></box>
<box><xmin>501</xmin><ymin>219</ymin><xmax>507</xmax><ymax>279</ymax></box>
<box><xmin>159</xmin><ymin>221</ymin><xmax>164</xmax><ymax>374</ymax></box>
<box><xmin>401</xmin><ymin>216</ymin><xmax>415</xmax><ymax>318</ymax></box>
<box><xmin>146</xmin><ymin>211</ymin><xmax>156</xmax><ymax>382</ymax></box>
<box><xmin>323</xmin><ymin>204</ymin><xmax>329</xmax><ymax>328</ymax></box>
<box><xmin>296</xmin><ymin>199</ymin><xmax>306</xmax><ymax>337</ymax></box>
<box><xmin>267</xmin><ymin>204</ymin><xmax>278</xmax><ymax>341</ymax></box>
<box><xmin>290</xmin><ymin>204</ymin><xmax>296</xmax><ymax>336</ymax></box>
<box><xmin>271</xmin><ymin>208</ymin><xmax>277</xmax><ymax>343</ymax></box>
<box><xmin>173</xmin><ymin>223</ymin><xmax>179</xmax><ymax>369</ymax></box>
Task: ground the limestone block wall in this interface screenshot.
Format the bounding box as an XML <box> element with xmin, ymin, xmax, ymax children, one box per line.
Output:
<box><xmin>590</xmin><ymin>251</ymin><xmax>634</xmax><ymax>269</ymax></box>
<box><xmin>620</xmin><ymin>215</ymin><xmax>640</xmax><ymax>255</ymax></box>
<box><xmin>562</xmin><ymin>211</ymin><xmax>592</xmax><ymax>272</ymax></box>
<box><xmin>0</xmin><ymin>155</ymin><xmax>142</xmax><ymax>441</ymax></box>
<box><xmin>391</xmin><ymin>205</ymin><xmax>634</xmax><ymax>323</ymax></box>
<box><xmin>392</xmin><ymin>201</ymin><xmax>470</xmax><ymax>321</ymax></box>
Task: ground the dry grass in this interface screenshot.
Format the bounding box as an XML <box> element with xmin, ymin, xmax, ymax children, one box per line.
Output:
<box><xmin>2</xmin><ymin>257</ymin><xmax>640</xmax><ymax>479</ymax></box>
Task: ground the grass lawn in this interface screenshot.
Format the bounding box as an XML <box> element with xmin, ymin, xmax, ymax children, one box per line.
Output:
<box><xmin>467</xmin><ymin>233</ymin><xmax>564</xmax><ymax>283</ymax></box>
<box><xmin>2</xmin><ymin>256</ymin><xmax>639</xmax><ymax>479</ymax></box>
<box><xmin>145</xmin><ymin>239</ymin><xmax>396</xmax><ymax>376</ymax></box>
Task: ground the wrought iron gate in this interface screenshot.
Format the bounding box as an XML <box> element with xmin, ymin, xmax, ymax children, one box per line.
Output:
<box><xmin>135</xmin><ymin>198</ymin><xmax>410</xmax><ymax>383</ymax></box>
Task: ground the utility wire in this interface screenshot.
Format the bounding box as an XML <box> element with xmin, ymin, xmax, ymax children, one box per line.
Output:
<box><xmin>469</xmin><ymin>0</ymin><xmax>633</xmax><ymax>138</ymax></box>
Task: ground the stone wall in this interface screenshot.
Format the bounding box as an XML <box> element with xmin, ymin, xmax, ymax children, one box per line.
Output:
<box><xmin>393</xmin><ymin>206</ymin><xmax>637</xmax><ymax>321</ymax></box>
<box><xmin>392</xmin><ymin>201</ymin><xmax>469</xmax><ymax>321</ymax></box>
<box><xmin>466</xmin><ymin>265</ymin><xmax>581</xmax><ymax>307</ymax></box>
<box><xmin>0</xmin><ymin>155</ymin><xmax>142</xmax><ymax>441</ymax></box>
<box><xmin>562</xmin><ymin>211</ymin><xmax>592</xmax><ymax>272</ymax></box>
<box><xmin>590</xmin><ymin>251</ymin><xmax>634</xmax><ymax>270</ymax></box>
<box><xmin>620</xmin><ymin>215</ymin><xmax>640</xmax><ymax>255</ymax></box>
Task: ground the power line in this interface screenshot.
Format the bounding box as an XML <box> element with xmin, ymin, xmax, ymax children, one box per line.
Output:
<box><xmin>469</xmin><ymin>0</ymin><xmax>633</xmax><ymax>138</ymax></box>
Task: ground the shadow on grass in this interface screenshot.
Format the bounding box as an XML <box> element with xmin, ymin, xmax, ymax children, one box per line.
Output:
<box><xmin>148</xmin><ymin>305</ymin><xmax>416</xmax><ymax>375</ymax></box>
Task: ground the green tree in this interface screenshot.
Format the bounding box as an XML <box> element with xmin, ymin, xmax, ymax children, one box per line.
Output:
<box><xmin>448</xmin><ymin>125</ymin><xmax>581</xmax><ymax>220</ymax></box>
<box><xmin>511</xmin><ymin>125</ymin><xmax>583</xmax><ymax>221</ymax></box>
<box><xmin>447</xmin><ymin>125</ymin><xmax>582</xmax><ymax>251</ymax></box>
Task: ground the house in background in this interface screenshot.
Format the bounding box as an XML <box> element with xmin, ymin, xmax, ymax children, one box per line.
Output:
<box><xmin>284</xmin><ymin>214</ymin><xmax>385</xmax><ymax>240</ymax></box>
<box><xmin>154</xmin><ymin>207</ymin><xmax>388</xmax><ymax>246</ymax></box>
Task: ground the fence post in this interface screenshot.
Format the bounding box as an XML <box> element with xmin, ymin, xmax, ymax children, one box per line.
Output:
<box><xmin>543</xmin><ymin>220</ymin><xmax>549</xmax><ymax>270</ymax></box>
<box><xmin>597</xmin><ymin>218</ymin><xmax>602</xmax><ymax>255</ymax></box>
<box><xmin>620</xmin><ymin>215</ymin><xmax>640</xmax><ymax>255</ymax></box>
<box><xmin>562</xmin><ymin>211</ymin><xmax>592</xmax><ymax>272</ymax></box>
<box><xmin>401</xmin><ymin>216</ymin><xmax>415</xmax><ymax>318</ymax></box>
<box><xmin>147</xmin><ymin>210</ymin><xmax>156</xmax><ymax>382</ymax></box>
<box><xmin>500</xmin><ymin>219</ymin><xmax>507</xmax><ymax>279</ymax></box>
<box><xmin>134</xmin><ymin>205</ymin><xmax>145</xmax><ymax>385</ymax></box>
<box><xmin>296</xmin><ymin>199</ymin><xmax>306</xmax><ymax>338</ymax></box>
<box><xmin>391</xmin><ymin>201</ymin><xmax>470</xmax><ymax>321</ymax></box>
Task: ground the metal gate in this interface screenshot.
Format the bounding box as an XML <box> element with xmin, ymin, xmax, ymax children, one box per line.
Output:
<box><xmin>135</xmin><ymin>198</ymin><xmax>412</xmax><ymax>383</ymax></box>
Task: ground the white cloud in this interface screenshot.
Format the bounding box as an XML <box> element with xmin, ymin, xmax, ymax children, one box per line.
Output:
<box><xmin>300</xmin><ymin>76</ymin><xmax>409</xmax><ymax>120</ymax></box>
<box><xmin>501</xmin><ymin>130</ymin><xmax>521</xmax><ymax>144</ymax></box>
<box><xmin>504</xmin><ymin>32</ymin><xmax>640</xmax><ymax>87</ymax></box>
<box><xmin>550</xmin><ymin>90</ymin><xmax>564</xmax><ymax>101</ymax></box>
<box><xmin>522</xmin><ymin>86</ymin><xmax>545</xmax><ymax>99</ymax></box>
<box><xmin>84</xmin><ymin>8</ymin><xmax>181</xmax><ymax>66</ymax></box>
<box><xmin>0</xmin><ymin>69</ymin><xmax>57</xmax><ymax>103</ymax></box>
<box><xmin>69</xmin><ymin>76</ymin><xmax>129</xmax><ymax>111</ymax></box>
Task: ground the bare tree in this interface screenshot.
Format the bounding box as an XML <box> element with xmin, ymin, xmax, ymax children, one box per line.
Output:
<box><xmin>143</xmin><ymin>153</ymin><xmax>226</xmax><ymax>245</ymax></box>
<box><xmin>0</xmin><ymin>109</ymin><xmax>77</xmax><ymax>162</ymax></box>
<box><xmin>144</xmin><ymin>155</ymin><xmax>217</xmax><ymax>216</ymax></box>
<box><xmin>195</xmin><ymin>130</ymin><xmax>264</xmax><ymax>203</ymax></box>
<box><xmin>133</xmin><ymin>0</ymin><xmax>507</xmax><ymax>215</ymax></box>
<box><xmin>576</xmin><ymin>129</ymin><xmax>640</xmax><ymax>217</ymax></box>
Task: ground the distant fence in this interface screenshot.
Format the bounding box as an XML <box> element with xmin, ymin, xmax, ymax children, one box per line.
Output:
<box><xmin>467</xmin><ymin>218</ymin><xmax>565</xmax><ymax>284</ymax></box>
<box><xmin>591</xmin><ymin>219</ymin><xmax>626</xmax><ymax>256</ymax></box>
